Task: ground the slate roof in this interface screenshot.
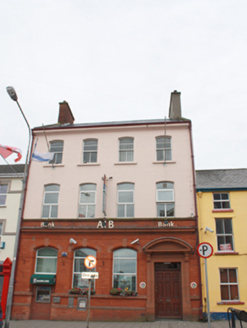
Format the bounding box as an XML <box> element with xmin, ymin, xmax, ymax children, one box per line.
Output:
<box><xmin>0</xmin><ymin>164</ymin><xmax>25</xmax><ymax>177</ymax></box>
<box><xmin>33</xmin><ymin>118</ymin><xmax>190</xmax><ymax>130</ymax></box>
<box><xmin>196</xmin><ymin>169</ymin><xmax>247</xmax><ymax>190</ymax></box>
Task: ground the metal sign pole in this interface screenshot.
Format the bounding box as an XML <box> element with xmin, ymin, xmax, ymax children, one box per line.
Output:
<box><xmin>205</xmin><ymin>258</ymin><xmax>211</xmax><ymax>328</ymax></box>
<box><xmin>86</xmin><ymin>279</ymin><xmax>91</xmax><ymax>328</ymax></box>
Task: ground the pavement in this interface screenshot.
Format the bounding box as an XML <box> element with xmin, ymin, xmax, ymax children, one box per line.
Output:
<box><xmin>5</xmin><ymin>319</ymin><xmax>245</xmax><ymax>328</ymax></box>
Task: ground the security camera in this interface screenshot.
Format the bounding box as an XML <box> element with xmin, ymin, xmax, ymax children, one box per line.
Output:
<box><xmin>131</xmin><ymin>238</ymin><xmax>139</xmax><ymax>245</ymax></box>
<box><xmin>205</xmin><ymin>227</ymin><xmax>214</xmax><ymax>233</ymax></box>
<box><xmin>70</xmin><ymin>238</ymin><xmax>77</xmax><ymax>244</ymax></box>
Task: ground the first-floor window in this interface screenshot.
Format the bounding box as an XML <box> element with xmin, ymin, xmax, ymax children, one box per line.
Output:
<box><xmin>42</xmin><ymin>184</ymin><xmax>60</xmax><ymax>218</ymax></box>
<box><xmin>220</xmin><ymin>268</ymin><xmax>239</xmax><ymax>301</ymax></box>
<box><xmin>216</xmin><ymin>218</ymin><xmax>234</xmax><ymax>251</ymax></box>
<box><xmin>117</xmin><ymin>183</ymin><xmax>134</xmax><ymax>218</ymax></box>
<box><xmin>35</xmin><ymin>247</ymin><xmax>58</xmax><ymax>274</ymax></box>
<box><xmin>73</xmin><ymin>248</ymin><xmax>96</xmax><ymax>289</ymax></box>
<box><xmin>113</xmin><ymin>248</ymin><xmax>137</xmax><ymax>291</ymax></box>
<box><xmin>156</xmin><ymin>182</ymin><xmax>174</xmax><ymax>217</ymax></box>
<box><xmin>78</xmin><ymin>184</ymin><xmax>96</xmax><ymax>218</ymax></box>
<box><xmin>0</xmin><ymin>184</ymin><xmax>8</xmax><ymax>206</ymax></box>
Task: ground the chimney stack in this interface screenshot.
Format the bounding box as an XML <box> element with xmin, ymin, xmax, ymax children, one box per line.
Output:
<box><xmin>58</xmin><ymin>101</ymin><xmax>75</xmax><ymax>125</ymax></box>
<box><xmin>169</xmin><ymin>90</ymin><xmax>181</xmax><ymax>119</ymax></box>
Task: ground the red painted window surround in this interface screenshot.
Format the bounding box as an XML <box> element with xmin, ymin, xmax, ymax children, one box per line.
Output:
<box><xmin>217</xmin><ymin>301</ymin><xmax>245</xmax><ymax>305</ymax></box>
<box><xmin>214</xmin><ymin>252</ymin><xmax>239</xmax><ymax>255</ymax></box>
<box><xmin>212</xmin><ymin>209</ymin><xmax>233</xmax><ymax>213</ymax></box>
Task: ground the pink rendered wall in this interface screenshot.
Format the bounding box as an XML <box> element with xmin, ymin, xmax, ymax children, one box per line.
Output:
<box><xmin>24</xmin><ymin>122</ymin><xmax>195</xmax><ymax>219</ymax></box>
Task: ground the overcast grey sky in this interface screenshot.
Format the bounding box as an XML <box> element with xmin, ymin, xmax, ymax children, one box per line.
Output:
<box><xmin>1</xmin><ymin>0</ymin><xmax>246</xmax><ymax>169</ymax></box>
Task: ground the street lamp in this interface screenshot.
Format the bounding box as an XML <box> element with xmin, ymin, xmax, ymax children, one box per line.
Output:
<box><xmin>5</xmin><ymin>87</ymin><xmax>32</xmax><ymax>328</ymax></box>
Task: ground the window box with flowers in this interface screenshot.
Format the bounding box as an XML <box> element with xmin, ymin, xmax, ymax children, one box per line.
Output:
<box><xmin>110</xmin><ymin>287</ymin><xmax>138</xmax><ymax>296</ymax></box>
<box><xmin>69</xmin><ymin>287</ymin><xmax>96</xmax><ymax>295</ymax></box>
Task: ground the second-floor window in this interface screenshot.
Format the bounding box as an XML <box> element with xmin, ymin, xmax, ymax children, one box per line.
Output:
<box><xmin>49</xmin><ymin>141</ymin><xmax>64</xmax><ymax>164</ymax></box>
<box><xmin>119</xmin><ymin>138</ymin><xmax>134</xmax><ymax>162</ymax></box>
<box><xmin>156</xmin><ymin>182</ymin><xmax>174</xmax><ymax>217</ymax></box>
<box><xmin>83</xmin><ymin>139</ymin><xmax>98</xmax><ymax>163</ymax></box>
<box><xmin>117</xmin><ymin>183</ymin><xmax>134</xmax><ymax>218</ymax></box>
<box><xmin>156</xmin><ymin>136</ymin><xmax>172</xmax><ymax>161</ymax></box>
<box><xmin>42</xmin><ymin>184</ymin><xmax>60</xmax><ymax>218</ymax></box>
<box><xmin>0</xmin><ymin>184</ymin><xmax>8</xmax><ymax>206</ymax></box>
<box><xmin>213</xmin><ymin>193</ymin><xmax>230</xmax><ymax>209</ymax></box>
<box><xmin>78</xmin><ymin>184</ymin><xmax>96</xmax><ymax>218</ymax></box>
<box><xmin>216</xmin><ymin>218</ymin><xmax>234</xmax><ymax>251</ymax></box>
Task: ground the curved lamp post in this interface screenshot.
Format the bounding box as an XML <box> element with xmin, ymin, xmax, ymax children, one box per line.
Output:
<box><xmin>4</xmin><ymin>87</ymin><xmax>32</xmax><ymax>328</ymax></box>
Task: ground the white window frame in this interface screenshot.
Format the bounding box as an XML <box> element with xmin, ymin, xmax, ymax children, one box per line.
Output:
<box><xmin>213</xmin><ymin>193</ymin><xmax>230</xmax><ymax>209</ymax></box>
<box><xmin>119</xmin><ymin>138</ymin><xmax>134</xmax><ymax>162</ymax></box>
<box><xmin>35</xmin><ymin>247</ymin><xmax>58</xmax><ymax>274</ymax></box>
<box><xmin>216</xmin><ymin>218</ymin><xmax>234</xmax><ymax>252</ymax></box>
<box><xmin>156</xmin><ymin>182</ymin><xmax>175</xmax><ymax>217</ymax></box>
<box><xmin>78</xmin><ymin>184</ymin><xmax>96</xmax><ymax>218</ymax></box>
<box><xmin>156</xmin><ymin>136</ymin><xmax>172</xmax><ymax>161</ymax></box>
<box><xmin>0</xmin><ymin>183</ymin><xmax>8</xmax><ymax>206</ymax></box>
<box><xmin>49</xmin><ymin>140</ymin><xmax>64</xmax><ymax>164</ymax></box>
<box><xmin>219</xmin><ymin>268</ymin><xmax>239</xmax><ymax>301</ymax></box>
<box><xmin>117</xmin><ymin>183</ymin><xmax>134</xmax><ymax>218</ymax></box>
<box><xmin>73</xmin><ymin>248</ymin><xmax>96</xmax><ymax>289</ymax></box>
<box><xmin>42</xmin><ymin>184</ymin><xmax>60</xmax><ymax>218</ymax></box>
<box><xmin>112</xmin><ymin>248</ymin><xmax>137</xmax><ymax>291</ymax></box>
<box><xmin>83</xmin><ymin>139</ymin><xmax>98</xmax><ymax>163</ymax></box>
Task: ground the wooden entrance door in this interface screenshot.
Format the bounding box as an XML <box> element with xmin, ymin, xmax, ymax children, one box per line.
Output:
<box><xmin>155</xmin><ymin>268</ymin><xmax>181</xmax><ymax>318</ymax></box>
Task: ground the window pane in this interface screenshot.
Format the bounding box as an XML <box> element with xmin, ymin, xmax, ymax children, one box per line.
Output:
<box><xmin>75</xmin><ymin>248</ymin><xmax>96</xmax><ymax>257</ymax></box>
<box><xmin>157</xmin><ymin>150</ymin><xmax>164</xmax><ymax>161</ymax></box>
<box><xmin>114</xmin><ymin>259</ymin><xmax>136</xmax><ymax>273</ymax></box>
<box><xmin>0</xmin><ymin>185</ymin><xmax>7</xmax><ymax>193</ymax></box>
<box><xmin>119</xmin><ymin>191</ymin><xmax>133</xmax><ymax>203</ymax></box>
<box><xmin>126</xmin><ymin>204</ymin><xmax>134</xmax><ymax>217</ymax></box>
<box><xmin>217</xmin><ymin>236</ymin><xmax>225</xmax><ymax>250</ymax></box>
<box><xmin>222</xmin><ymin>201</ymin><xmax>230</xmax><ymax>209</ymax></box>
<box><xmin>80</xmin><ymin>184</ymin><xmax>96</xmax><ymax>191</ymax></box>
<box><xmin>222</xmin><ymin>194</ymin><xmax>229</xmax><ymax>200</ymax></box>
<box><xmin>230</xmin><ymin>285</ymin><xmax>239</xmax><ymax>300</ymax></box>
<box><xmin>50</xmin><ymin>141</ymin><xmax>63</xmax><ymax>152</ymax></box>
<box><xmin>117</xmin><ymin>205</ymin><xmax>125</xmax><ymax>217</ymax></box>
<box><xmin>36</xmin><ymin>258</ymin><xmax>57</xmax><ymax>273</ymax></box>
<box><xmin>80</xmin><ymin>192</ymin><xmax>95</xmax><ymax>204</ymax></box>
<box><xmin>114</xmin><ymin>249</ymin><xmax>136</xmax><ymax>258</ymax></box>
<box><xmin>74</xmin><ymin>259</ymin><xmax>87</xmax><ymax>273</ymax></box>
<box><xmin>157</xmin><ymin>190</ymin><xmax>173</xmax><ymax>201</ymax></box>
<box><xmin>87</xmin><ymin>205</ymin><xmax>95</xmax><ymax>218</ymax></box>
<box><xmin>84</xmin><ymin>140</ymin><xmax>97</xmax><ymax>151</ymax></box>
<box><xmin>220</xmin><ymin>269</ymin><xmax>228</xmax><ymax>283</ymax></box>
<box><xmin>113</xmin><ymin>274</ymin><xmax>136</xmax><ymax>290</ymax></box>
<box><xmin>165</xmin><ymin>150</ymin><xmax>172</xmax><ymax>161</ymax></box>
<box><xmin>119</xmin><ymin>138</ymin><xmax>133</xmax><ymax>150</ymax></box>
<box><xmin>157</xmin><ymin>182</ymin><xmax>174</xmax><ymax>190</ymax></box>
<box><xmin>216</xmin><ymin>219</ymin><xmax>223</xmax><ymax>234</ymax></box>
<box><xmin>90</xmin><ymin>152</ymin><xmax>97</xmax><ymax>162</ymax></box>
<box><xmin>213</xmin><ymin>194</ymin><xmax>221</xmax><ymax>200</ymax></box>
<box><xmin>126</xmin><ymin>151</ymin><xmax>134</xmax><ymax>161</ymax></box>
<box><xmin>50</xmin><ymin>205</ymin><xmax>58</xmax><ymax>218</ymax></box>
<box><xmin>42</xmin><ymin>206</ymin><xmax>50</xmax><ymax>218</ymax></box>
<box><xmin>45</xmin><ymin>185</ymin><xmax>60</xmax><ymax>192</ymax></box>
<box><xmin>221</xmin><ymin>285</ymin><xmax>230</xmax><ymax>300</ymax></box>
<box><xmin>38</xmin><ymin>248</ymin><xmax>58</xmax><ymax>256</ymax></box>
<box><xmin>78</xmin><ymin>205</ymin><xmax>86</xmax><ymax>217</ymax></box>
<box><xmin>55</xmin><ymin>153</ymin><xmax>62</xmax><ymax>164</ymax></box>
<box><xmin>73</xmin><ymin>274</ymin><xmax>95</xmax><ymax>289</ymax></box>
<box><xmin>167</xmin><ymin>203</ymin><xmax>174</xmax><ymax>216</ymax></box>
<box><xmin>118</xmin><ymin>183</ymin><xmax>134</xmax><ymax>191</ymax></box>
<box><xmin>0</xmin><ymin>195</ymin><xmax>7</xmax><ymax>205</ymax></box>
<box><xmin>229</xmin><ymin>269</ymin><xmax>237</xmax><ymax>282</ymax></box>
<box><xmin>225</xmin><ymin>236</ymin><xmax>233</xmax><ymax>250</ymax></box>
<box><xmin>44</xmin><ymin>193</ymin><xmax>59</xmax><ymax>204</ymax></box>
<box><xmin>157</xmin><ymin>204</ymin><xmax>165</xmax><ymax>217</ymax></box>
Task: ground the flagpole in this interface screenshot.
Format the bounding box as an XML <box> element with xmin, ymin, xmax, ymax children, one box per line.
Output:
<box><xmin>5</xmin><ymin>87</ymin><xmax>32</xmax><ymax>328</ymax></box>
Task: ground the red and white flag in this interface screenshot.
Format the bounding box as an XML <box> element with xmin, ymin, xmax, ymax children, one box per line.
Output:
<box><xmin>0</xmin><ymin>144</ymin><xmax>22</xmax><ymax>162</ymax></box>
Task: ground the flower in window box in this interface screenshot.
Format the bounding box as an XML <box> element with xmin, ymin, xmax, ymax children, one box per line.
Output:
<box><xmin>110</xmin><ymin>288</ymin><xmax>123</xmax><ymax>295</ymax></box>
<box><xmin>81</xmin><ymin>287</ymin><xmax>96</xmax><ymax>295</ymax></box>
<box><xmin>69</xmin><ymin>287</ymin><xmax>83</xmax><ymax>294</ymax></box>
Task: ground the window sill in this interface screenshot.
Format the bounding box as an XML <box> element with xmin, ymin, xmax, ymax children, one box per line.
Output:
<box><xmin>212</xmin><ymin>209</ymin><xmax>233</xmax><ymax>213</ymax></box>
<box><xmin>0</xmin><ymin>205</ymin><xmax>6</xmax><ymax>208</ymax></box>
<box><xmin>214</xmin><ymin>252</ymin><xmax>239</xmax><ymax>255</ymax></box>
<box><xmin>153</xmin><ymin>161</ymin><xmax>176</xmax><ymax>164</ymax></box>
<box><xmin>114</xmin><ymin>162</ymin><xmax>137</xmax><ymax>165</ymax></box>
<box><xmin>43</xmin><ymin>164</ymin><xmax>64</xmax><ymax>168</ymax></box>
<box><xmin>217</xmin><ymin>301</ymin><xmax>244</xmax><ymax>305</ymax></box>
<box><xmin>77</xmin><ymin>163</ymin><xmax>100</xmax><ymax>166</ymax></box>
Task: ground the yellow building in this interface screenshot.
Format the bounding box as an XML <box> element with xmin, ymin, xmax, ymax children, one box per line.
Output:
<box><xmin>196</xmin><ymin>169</ymin><xmax>247</xmax><ymax>320</ymax></box>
